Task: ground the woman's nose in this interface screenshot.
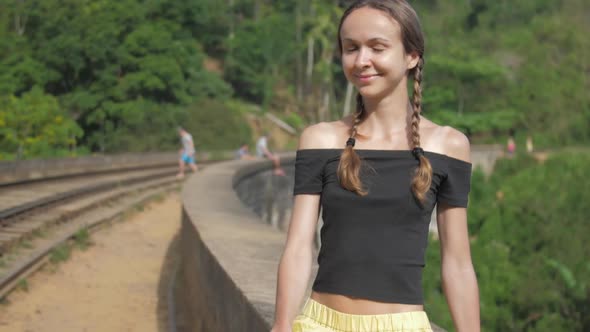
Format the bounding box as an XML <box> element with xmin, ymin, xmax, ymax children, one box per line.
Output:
<box><xmin>354</xmin><ymin>48</ymin><xmax>371</xmax><ymax>68</ymax></box>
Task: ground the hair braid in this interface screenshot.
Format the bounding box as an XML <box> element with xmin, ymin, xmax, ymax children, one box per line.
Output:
<box><xmin>337</xmin><ymin>93</ymin><xmax>367</xmax><ymax>196</ymax></box>
<box><xmin>410</xmin><ymin>58</ymin><xmax>432</xmax><ymax>204</ymax></box>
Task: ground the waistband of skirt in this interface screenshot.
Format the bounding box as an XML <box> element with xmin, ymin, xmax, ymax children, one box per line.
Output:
<box><xmin>301</xmin><ymin>298</ymin><xmax>432</xmax><ymax>332</ymax></box>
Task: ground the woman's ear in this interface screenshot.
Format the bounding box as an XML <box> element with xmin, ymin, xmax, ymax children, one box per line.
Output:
<box><xmin>406</xmin><ymin>51</ymin><xmax>420</xmax><ymax>70</ymax></box>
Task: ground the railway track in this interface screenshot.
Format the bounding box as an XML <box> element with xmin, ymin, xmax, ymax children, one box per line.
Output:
<box><xmin>0</xmin><ymin>163</ymin><xmax>194</xmax><ymax>298</ymax></box>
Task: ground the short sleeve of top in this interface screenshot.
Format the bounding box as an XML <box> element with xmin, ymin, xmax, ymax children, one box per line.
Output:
<box><xmin>293</xmin><ymin>150</ymin><xmax>327</xmax><ymax>195</ymax></box>
<box><xmin>436</xmin><ymin>159</ymin><xmax>472</xmax><ymax>207</ymax></box>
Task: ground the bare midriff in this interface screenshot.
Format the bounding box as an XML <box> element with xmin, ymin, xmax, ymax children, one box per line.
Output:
<box><xmin>311</xmin><ymin>291</ymin><xmax>424</xmax><ymax>315</ymax></box>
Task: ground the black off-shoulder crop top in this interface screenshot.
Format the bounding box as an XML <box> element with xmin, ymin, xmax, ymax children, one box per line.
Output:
<box><xmin>293</xmin><ymin>149</ymin><xmax>472</xmax><ymax>304</ymax></box>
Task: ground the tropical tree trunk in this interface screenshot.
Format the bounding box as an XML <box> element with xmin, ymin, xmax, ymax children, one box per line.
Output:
<box><xmin>228</xmin><ymin>0</ymin><xmax>235</xmax><ymax>58</ymax></box>
<box><xmin>320</xmin><ymin>89</ymin><xmax>330</xmax><ymax>122</ymax></box>
<box><xmin>16</xmin><ymin>143</ymin><xmax>23</xmax><ymax>160</ymax></box>
<box><xmin>305</xmin><ymin>1</ymin><xmax>316</xmax><ymax>100</ymax></box>
<box><xmin>318</xmin><ymin>30</ymin><xmax>335</xmax><ymax>121</ymax></box>
<box><xmin>305</xmin><ymin>37</ymin><xmax>315</xmax><ymax>97</ymax></box>
<box><xmin>342</xmin><ymin>82</ymin><xmax>354</xmax><ymax>116</ymax></box>
<box><xmin>458</xmin><ymin>83</ymin><xmax>465</xmax><ymax>115</ymax></box>
<box><xmin>14</xmin><ymin>0</ymin><xmax>28</xmax><ymax>36</ymax></box>
<box><xmin>295</xmin><ymin>0</ymin><xmax>304</xmax><ymax>103</ymax></box>
<box><xmin>254</xmin><ymin>0</ymin><xmax>263</xmax><ymax>21</ymax></box>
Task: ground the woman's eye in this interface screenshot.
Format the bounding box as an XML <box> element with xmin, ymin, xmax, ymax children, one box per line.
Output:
<box><xmin>345</xmin><ymin>47</ymin><xmax>358</xmax><ymax>52</ymax></box>
<box><xmin>373</xmin><ymin>47</ymin><xmax>385</xmax><ymax>52</ymax></box>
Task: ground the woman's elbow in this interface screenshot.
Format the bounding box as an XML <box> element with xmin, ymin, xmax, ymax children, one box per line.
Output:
<box><xmin>441</xmin><ymin>256</ymin><xmax>475</xmax><ymax>277</ymax></box>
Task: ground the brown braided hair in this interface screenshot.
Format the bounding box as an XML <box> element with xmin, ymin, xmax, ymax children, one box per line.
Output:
<box><xmin>410</xmin><ymin>57</ymin><xmax>432</xmax><ymax>203</ymax></box>
<box><xmin>337</xmin><ymin>93</ymin><xmax>368</xmax><ymax>196</ymax></box>
<box><xmin>336</xmin><ymin>0</ymin><xmax>432</xmax><ymax>204</ymax></box>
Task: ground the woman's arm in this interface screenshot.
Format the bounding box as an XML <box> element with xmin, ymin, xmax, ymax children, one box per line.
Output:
<box><xmin>436</xmin><ymin>126</ymin><xmax>480</xmax><ymax>331</ymax></box>
<box><xmin>272</xmin><ymin>123</ymin><xmax>335</xmax><ymax>331</ymax></box>
<box><xmin>271</xmin><ymin>194</ymin><xmax>321</xmax><ymax>331</ymax></box>
<box><xmin>436</xmin><ymin>204</ymin><xmax>480</xmax><ymax>332</ymax></box>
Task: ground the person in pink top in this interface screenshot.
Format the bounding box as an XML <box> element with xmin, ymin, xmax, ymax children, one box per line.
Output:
<box><xmin>507</xmin><ymin>129</ymin><xmax>516</xmax><ymax>157</ymax></box>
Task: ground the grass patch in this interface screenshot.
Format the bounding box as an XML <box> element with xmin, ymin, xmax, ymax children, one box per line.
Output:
<box><xmin>31</xmin><ymin>228</ymin><xmax>47</xmax><ymax>238</ymax></box>
<box><xmin>49</xmin><ymin>229</ymin><xmax>94</xmax><ymax>264</ymax></box>
<box><xmin>17</xmin><ymin>278</ymin><xmax>28</xmax><ymax>292</ymax></box>
<box><xmin>121</xmin><ymin>210</ymin><xmax>135</xmax><ymax>221</ymax></box>
<box><xmin>153</xmin><ymin>193</ymin><xmax>166</xmax><ymax>202</ymax></box>
<box><xmin>20</xmin><ymin>240</ymin><xmax>33</xmax><ymax>249</ymax></box>
<box><xmin>49</xmin><ymin>243</ymin><xmax>71</xmax><ymax>264</ymax></box>
<box><xmin>74</xmin><ymin>229</ymin><xmax>91</xmax><ymax>250</ymax></box>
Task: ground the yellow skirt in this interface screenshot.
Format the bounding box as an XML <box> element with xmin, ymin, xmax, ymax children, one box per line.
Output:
<box><xmin>292</xmin><ymin>299</ymin><xmax>433</xmax><ymax>332</ymax></box>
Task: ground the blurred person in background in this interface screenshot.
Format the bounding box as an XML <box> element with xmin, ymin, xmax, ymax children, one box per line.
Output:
<box><xmin>236</xmin><ymin>143</ymin><xmax>255</xmax><ymax>160</ymax></box>
<box><xmin>177</xmin><ymin>127</ymin><xmax>198</xmax><ymax>179</ymax></box>
<box><xmin>256</xmin><ymin>132</ymin><xmax>285</xmax><ymax>176</ymax></box>
<box><xmin>507</xmin><ymin>129</ymin><xmax>516</xmax><ymax>157</ymax></box>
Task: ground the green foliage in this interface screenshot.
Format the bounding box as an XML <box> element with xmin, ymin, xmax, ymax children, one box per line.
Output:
<box><xmin>50</xmin><ymin>243</ymin><xmax>71</xmax><ymax>264</ymax></box>
<box><xmin>282</xmin><ymin>112</ymin><xmax>306</xmax><ymax>131</ymax></box>
<box><xmin>425</xmin><ymin>152</ymin><xmax>590</xmax><ymax>331</ymax></box>
<box><xmin>420</xmin><ymin>0</ymin><xmax>590</xmax><ymax>147</ymax></box>
<box><xmin>2</xmin><ymin>0</ymin><xmax>587</xmax><ymax>156</ymax></box>
<box><xmin>0</xmin><ymin>0</ymin><xmax>233</xmax><ymax>156</ymax></box>
<box><xmin>149</xmin><ymin>0</ymin><xmax>231</xmax><ymax>57</ymax></box>
<box><xmin>74</xmin><ymin>228</ymin><xmax>91</xmax><ymax>250</ymax></box>
<box><xmin>487</xmin><ymin>152</ymin><xmax>539</xmax><ymax>186</ymax></box>
<box><xmin>0</xmin><ymin>87</ymin><xmax>83</xmax><ymax>159</ymax></box>
<box><xmin>224</xmin><ymin>12</ymin><xmax>297</xmax><ymax>104</ymax></box>
<box><xmin>0</xmin><ymin>45</ymin><xmax>51</xmax><ymax>95</ymax></box>
<box><xmin>17</xmin><ymin>279</ymin><xmax>29</xmax><ymax>292</ymax></box>
<box><xmin>82</xmin><ymin>100</ymin><xmax>186</xmax><ymax>153</ymax></box>
<box><xmin>182</xmin><ymin>99</ymin><xmax>252</xmax><ymax>151</ymax></box>
<box><xmin>429</xmin><ymin>109</ymin><xmax>523</xmax><ymax>136</ymax></box>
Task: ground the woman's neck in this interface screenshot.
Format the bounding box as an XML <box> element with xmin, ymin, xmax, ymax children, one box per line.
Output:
<box><xmin>359</xmin><ymin>92</ymin><xmax>412</xmax><ymax>138</ymax></box>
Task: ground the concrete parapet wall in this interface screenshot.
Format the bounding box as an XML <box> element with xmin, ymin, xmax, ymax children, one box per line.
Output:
<box><xmin>0</xmin><ymin>152</ymin><xmax>177</xmax><ymax>185</ymax></box>
<box><xmin>0</xmin><ymin>151</ymin><xmax>240</xmax><ymax>185</ymax></box>
<box><xmin>471</xmin><ymin>144</ymin><xmax>504</xmax><ymax>175</ymax></box>
<box><xmin>233</xmin><ymin>155</ymin><xmax>295</xmax><ymax>230</ymax></box>
<box><xmin>179</xmin><ymin>158</ymin><xmax>288</xmax><ymax>331</ymax></box>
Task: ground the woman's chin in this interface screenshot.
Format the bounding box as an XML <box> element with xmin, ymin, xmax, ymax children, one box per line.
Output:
<box><xmin>357</xmin><ymin>86</ymin><xmax>387</xmax><ymax>99</ymax></box>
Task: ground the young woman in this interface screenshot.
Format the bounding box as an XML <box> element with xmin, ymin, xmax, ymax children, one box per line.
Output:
<box><xmin>272</xmin><ymin>1</ymin><xmax>480</xmax><ymax>331</ymax></box>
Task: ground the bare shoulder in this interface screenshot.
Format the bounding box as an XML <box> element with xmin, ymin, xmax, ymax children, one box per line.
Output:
<box><xmin>439</xmin><ymin>126</ymin><xmax>471</xmax><ymax>163</ymax></box>
<box><xmin>298</xmin><ymin>119</ymin><xmax>349</xmax><ymax>150</ymax></box>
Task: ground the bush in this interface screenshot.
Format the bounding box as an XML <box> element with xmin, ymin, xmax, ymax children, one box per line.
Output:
<box><xmin>424</xmin><ymin>152</ymin><xmax>590</xmax><ymax>331</ymax></box>
<box><xmin>182</xmin><ymin>98</ymin><xmax>252</xmax><ymax>151</ymax></box>
<box><xmin>0</xmin><ymin>88</ymin><xmax>82</xmax><ymax>160</ymax></box>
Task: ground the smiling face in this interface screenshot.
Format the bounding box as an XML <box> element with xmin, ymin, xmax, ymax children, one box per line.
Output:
<box><xmin>339</xmin><ymin>7</ymin><xmax>419</xmax><ymax>100</ymax></box>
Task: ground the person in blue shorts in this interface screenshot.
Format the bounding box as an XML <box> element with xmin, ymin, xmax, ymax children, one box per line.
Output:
<box><xmin>236</xmin><ymin>143</ymin><xmax>255</xmax><ymax>160</ymax></box>
<box><xmin>177</xmin><ymin>127</ymin><xmax>198</xmax><ymax>179</ymax></box>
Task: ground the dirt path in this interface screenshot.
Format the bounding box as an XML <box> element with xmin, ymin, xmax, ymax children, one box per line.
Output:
<box><xmin>0</xmin><ymin>193</ymin><xmax>181</xmax><ymax>332</ymax></box>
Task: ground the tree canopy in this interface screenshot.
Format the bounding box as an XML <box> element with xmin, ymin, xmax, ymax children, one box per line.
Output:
<box><xmin>1</xmin><ymin>0</ymin><xmax>588</xmax><ymax>158</ymax></box>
